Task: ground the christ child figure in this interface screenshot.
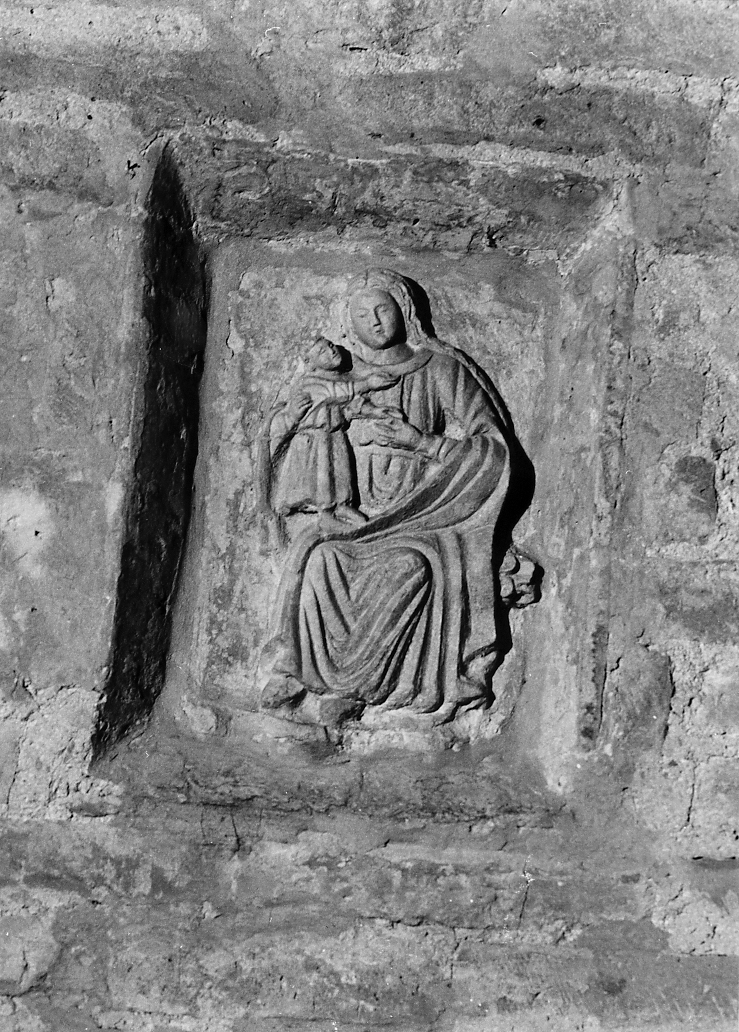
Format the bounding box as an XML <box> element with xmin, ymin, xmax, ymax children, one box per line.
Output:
<box><xmin>271</xmin><ymin>337</ymin><xmax>396</xmax><ymax>526</ymax></box>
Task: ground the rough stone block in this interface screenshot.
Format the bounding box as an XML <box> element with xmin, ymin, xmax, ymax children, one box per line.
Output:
<box><xmin>0</xmin><ymin>917</ymin><xmax>59</xmax><ymax>996</ymax></box>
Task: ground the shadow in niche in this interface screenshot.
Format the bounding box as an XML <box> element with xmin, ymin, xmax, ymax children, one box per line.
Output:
<box><xmin>92</xmin><ymin>147</ymin><xmax>208</xmax><ymax>756</ymax></box>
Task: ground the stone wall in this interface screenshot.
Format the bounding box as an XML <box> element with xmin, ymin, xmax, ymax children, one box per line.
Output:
<box><xmin>0</xmin><ymin>1</ymin><xmax>738</xmax><ymax>1029</ymax></box>
<box><xmin>0</xmin><ymin>124</ymin><xmax>145</xmax><ymax>819</ymax></box>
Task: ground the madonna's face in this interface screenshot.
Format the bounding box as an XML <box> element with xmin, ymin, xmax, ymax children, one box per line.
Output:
<box><xmin>349</xmin><ymin>289</ymin><xmax>405</xmax><ymax>350</ymax></box>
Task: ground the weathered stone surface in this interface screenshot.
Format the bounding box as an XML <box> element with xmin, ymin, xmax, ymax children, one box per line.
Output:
<box><xmin>0</xmin><ymin>791</ymin><xmax>736</xmax><ymax>1030</ymax></box>
<box><xmin>0</xmin><ymin>0</ymin><xmax>739</xmax><ymax>1028</ymax></box>
<box><xmin>0</xmin><ymin>182</ymin><xmax>145</xmax><ymax>819</ymax></box>
<box><xmin>0</xmin><ymin>916</ymin><xmax>59</xmax><ymax>997</ymax></box>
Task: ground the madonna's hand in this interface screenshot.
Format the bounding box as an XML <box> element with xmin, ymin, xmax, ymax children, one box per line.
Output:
<box><xmin>369</xmin><ymin>414</ymin><xmax>423</xmax><ymax>451</ymax></box>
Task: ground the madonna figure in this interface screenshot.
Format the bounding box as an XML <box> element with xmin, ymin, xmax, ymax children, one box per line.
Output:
<box><xmin>259</xmin><ymin>267</ymin><xmax>517</xmax><ymax>724</ymax></box>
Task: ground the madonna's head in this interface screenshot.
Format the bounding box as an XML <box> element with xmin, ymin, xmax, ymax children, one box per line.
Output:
<box><xmin>348</xmin><ymin>288</ymin><xmax>405</xmax><ymax>351</ymax></box>
<box><xmin>341</xmin><ymin>268</ymin><xmax>430</xmax><ymax>352</ymax></box>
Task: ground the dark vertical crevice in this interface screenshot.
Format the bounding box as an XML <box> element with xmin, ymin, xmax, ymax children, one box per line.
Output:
<box><xmin>93</xmin><ymin>146</ymin><xmax>208</xmax><ymax>755</ymax></box>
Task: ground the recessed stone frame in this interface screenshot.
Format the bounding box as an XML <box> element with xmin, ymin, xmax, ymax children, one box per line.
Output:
<box><xmin>94</xmin><ymin>134</ymin><xmax>637</xmax><ymax>780</ymax></box>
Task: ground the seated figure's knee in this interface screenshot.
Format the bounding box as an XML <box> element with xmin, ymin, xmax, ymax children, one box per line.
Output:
<box><xmin>389</xmin><ymin>547</ymin><xmax>431</xmax><ymax>582</ymax></box>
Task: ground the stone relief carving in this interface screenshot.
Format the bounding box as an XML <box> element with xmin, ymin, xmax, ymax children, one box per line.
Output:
<box><xmin>256</xmin><ymin>267</ymin><xmax>539</xmax><ymax>732</ymax></box>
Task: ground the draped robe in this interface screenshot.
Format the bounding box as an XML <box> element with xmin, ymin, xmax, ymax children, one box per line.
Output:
<box><xmin>266</xmin><ymin>345</ymin><xmax>510</xmax><ymax>713</ymax></box>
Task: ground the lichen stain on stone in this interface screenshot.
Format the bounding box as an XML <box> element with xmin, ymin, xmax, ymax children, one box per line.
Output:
<box><xmin>0</xmin><ymin>5</ymin><xmax>209</xmax><ymax>55</ymax></box>
<box><xmin>104</xmin><ymin>480</ymin><xmax>125</xmax><ymax>530</ymax></box>
<box><xmin>0</xmin><ymin>488</ymin><xmax>53</xmax><ymax>582</ymax></box>
<box><xmin>0</xmin><ymin>915</ymin><xmax>60</xmax><ymax>996</ymax></box>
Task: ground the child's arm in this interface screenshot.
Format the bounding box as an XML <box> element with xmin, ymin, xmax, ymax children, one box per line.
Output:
<box><xmin>278</xmin><ymin>391</ymin><xmax>312</xmax><ymax>428</ymax></box>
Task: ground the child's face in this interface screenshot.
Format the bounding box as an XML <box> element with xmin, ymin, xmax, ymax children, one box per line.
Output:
<box><xmin>310</xmin><ymin>339</ymin><xmax>342</xmax><ymax>370</ymax></box>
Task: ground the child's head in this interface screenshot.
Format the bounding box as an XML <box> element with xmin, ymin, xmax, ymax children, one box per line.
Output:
<box><xmin>307</xmin><ymin>337</ymin><xmax>343</xmax><ymax>371</ymax></box>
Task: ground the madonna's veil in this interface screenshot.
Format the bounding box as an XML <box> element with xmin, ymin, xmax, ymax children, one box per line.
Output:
<box><xmin>340</xmin><ymin>266</ymin><xmax>513</xmax><ymax>435</ymax></box>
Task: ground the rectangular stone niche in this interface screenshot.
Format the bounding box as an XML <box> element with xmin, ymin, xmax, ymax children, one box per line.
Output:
<box><xmin>157</xmin><ymin>150</ymin><xmax>633</xmax><ymax>796</ymax></box>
